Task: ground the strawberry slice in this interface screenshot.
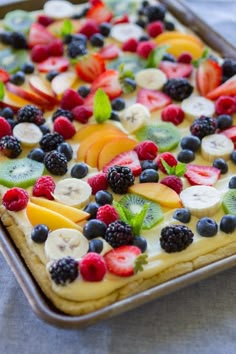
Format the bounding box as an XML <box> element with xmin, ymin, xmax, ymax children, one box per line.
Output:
<box><xmin>28</xmin><ymin>23</ymin><xmax>56</xmax><ymax>48</ymax></box>
<box><xmin>102</xmin><ymin>150</ymin><xmax>142</xmax><ymax>176</ymax></box>
<box><xmin>137</xmin><ymin>88</ymin><xmax>171</xmax><ymax>112</ymax></box>
<box><xmin>159</xmin><ymin>61</ymin><xmax>193</xmax><ymax>79</ymax></box>
<box><xmin>98</xmin><ymin>44</ymin><xmax>120</xmax><ymax>60</ymax></box>
<box><xmin>184</xmin><ymin>164</ymin><xmax>221</xmax><ymax>186</ymax></box>
<box><xmin>104</xmin><ymin>245</ymin><xmax>141</xmax><ymax>277</ymax></box>
<box><xmin>196</xmin><ymin>59</ymin><xmax>222</xmax><ymax>97</ymax></box>
<box><xmin>75</xmin><ymin>52</ymin><xmax>105</xmax><ymax>83</ymax></box>
<box><xmin>220</xmin><ymin>126</ymin><xmax>236</xmax><ymax>147</ymax></box>
<box><xmin>0</xmin><ymin>68</ymin><xmax>10</xmax><ymax>83</ymax></box>
<box><xmin>206</xmin><ymin>75</ymin><xmax>236</xmax><ymax>100</ymax></box>
<box><xmin>86</xmin><ymin>3</ymin><xmax>113</xmax><ymax>25</ymax></box>
<box><xmin>91</xmin><ymin>69</ymin><xmax>122</xmax><ymax>99</ymax></box>
<box><xmin>38</xmin><ymin>57</ymin><xmax>69</xmax><ymax>73</ymax></box>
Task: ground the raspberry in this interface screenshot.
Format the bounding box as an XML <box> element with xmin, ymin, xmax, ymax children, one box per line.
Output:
<box><xmin>0</xmin><ymin>135</ymin><xmax>22</xmax><ymax>158</ymax></box>
<box><xmin>96</xmin><ymin>204</ymin><xmax>119</xmax><ymax>226</ymax></box>
<box><xmin>87</xmin><ymin>173</ymin><xmax>108</xmax><ymax>194</ymax></box>
<box><xmin>49</xmin><ymin>257</ymin><xmax>78</xmax><ymax>285</ymax></box>
<box><xmin>30</xmin><ymin>44</ymin><xmax>49</xmax><ymax>63</ymax></box>
<box><xmin>136</xmin><ymin>41</ymin><xmax>156</xmax><ymax>59</ymax></box>
<box><xmin>72</xmin><ymin>105</ymin><xmax>93</xmax><ymax>124</ymax></box>
<box><xmin>146</xmin><ymin>21</ymin><xmax>164</xmax><ymax>38</ymax></box>
<box><xmin>161</xmin><ymin>104</ymin><xmax>185</xmax><ymax>125</ymax></box>
<box><xmin>215</xmin><ymin>95</ymin><xmax>236</xmax><ymax>115</ymax></box>
<box><xmin>37</xmin><ymin>14</ymin><xmax>54</xmax><ymax>27</ymax></box>
<box><xmin>122</xmin><ymin>38</ymin><xmax>138</xmax><ymax>52</ymax></box>
<box><xmin>79</xmin><ymin>19</ymin><xmax>99</xmax><ymax>39</ymax></box>
<box><xmin>2</xmin><ymin>187</ymin><xmax>29</xmax><ymax>211</ymax></box>
<box><xmin>32</xmin><ymin>175</ymin><xmax>56</xmax><ymax>200</ymax></box>
<box><xmin>60</xmin><ymin>89</ymin><xmax>84</xmax><ymax>111</ymax></box>
<box><xmin>177</xmin><ymin>52</ymin><xmax>193</xmax><ymax>64</ymax></box>
<box><xmin>160</xmin><ymin>175</ymin><xmax>183</xmax><ymax>194</ymax></box>
<box><xmin>79</xmin><ymin>252</ymin><xmax>107</xmax><ymax>282</ymax></box>
<box><xmin>157</xmin><ymin>152</ymin><xmax>178</xmax><ymax>173</ymax></box>
<box><xmin>47</xmin><ymin>39</ymin><xmax>64</xmax><ymax>57</ymax></box>
<box><xmin>53</xmin><ymin>116</ymin><xmax>76</xmax><ymax>139</ymax></box>
<box><xmin>134</xmin><ymin>140</ymin><xmax>158</xmax><ymax>160</ymax></box>
<box><xmin>0</xmin><ymin>116</ymin><xmax>12</xmax><ymax>138</ymax></box>
<box><xmin>160</xmin><ymin>224</ymin><xmax>194</xmax><ymax>253</ymax></box>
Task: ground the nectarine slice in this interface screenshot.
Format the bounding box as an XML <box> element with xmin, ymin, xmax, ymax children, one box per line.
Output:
<box><xmin>155</xmin><ymin>31</ymin><xmax>203</xmax><ymax>47</ymax></box>
<box><xmin>73</xmin><ymin>123</ymin><xmax>124</xmax><ymax>142</ymax></box>
<box><xmin>159</xmin><ymin>38</ymin><xmax>204</xmax><ymax>60</ymax></box>
<box><xmin>0</xmin><ymin>90</ymin><xmax>32</xmax><ymax>112</ymax></box>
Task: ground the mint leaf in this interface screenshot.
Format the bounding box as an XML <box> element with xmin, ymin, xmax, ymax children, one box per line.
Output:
<box><xmin>0</xmin><ymin>81</ymin><xmax>5</xmax><ymax>100</ymax></box>
<box><xmin>192</xmin><ymin>47</ymin><xmax>209</xmax><ymax>68</ymax></box>
<box><xmin>131</xmin><ymin>203</ymin><xmax>149</xmax><ymax>235</ymax></box>
<box><xmin>134</xmin><ymin>253</ymin><xmax>148</xmax><ymax>273</ymax></box>
<box><xmin>160</xmin><ymin>159</ymin><xmax>186</xmax><ymax>177</ymax></box>
<box><xmin>160</xmin><ymin>158</ymin><xmax>176</xmax><ymax>175</ymax></box>
<box><xmin>113</xmin><ymin>201</ymin><xmax>132</xmax><ymax>224</ymax></box>
<box><xmin>94</xmin><ymin>89</ymin><xmax>112</xmax><ymax>123</ymax></box>
<box><xmin>60</xmin><ymin>19</ymin><xmax>73</xmax><ymax>37</ymax></box>
<box><xmin>145</xmin><ymin>45</ymin><xmax>169</xmax><ymax>68</ymax></box>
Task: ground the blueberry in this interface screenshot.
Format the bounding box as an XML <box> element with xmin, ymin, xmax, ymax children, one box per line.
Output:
<box><xmin>135</xmin><ymin>18</ymin><xmax>147</xmax><ymax>29</ymax></box>
<box><xmin>46</xmin><ymin>70</ymin><xmax>59</xmax><ymax>82</ymax></box>
<box><xmin>39</xmin><ymin>124</ymin><xmax>51</xmax><ymax>135</ymax></box>
<box><xmin>77</xmin><ymin>85</ymin><xmax>90</xmax><ymax>98</ymax></box>
<box><xmin>0</xmin><ymin>32</ymin><xmax>12</xmax><ymax>45</ymax></box>
<box><xmin>123</xmin><ymin>77</ymin><xmax>137</xmax><ymax>93</ymax></box>
<box><xmin>10</xmin><ymin>71</ymin><xmax>25</xmax><ymax>86</ymax></box>
<box><xmin>109</xmin><ymin>110</ymin><xmax>120</xmax><ymax>122</ymax></box>
<box><xmin>88</xmin><ymin>239</ymin><xmax>104</xmax><ymax>253</ymax></box>
<box><xmin>180</xmin><ymin>135</ymin><xmax>201</xmax><ymax>152</ymax></box>
<box><xmin>6</xmin><ymin>118</ymin><xmax>16</xmax><ymax>129</ymax></box>
<box><xmin>99</xmin><ymin>22</ymin><xmax>112</xmax><ymax>37</ymax></box>
<box><xmin>162</xmin><ymin>53</ymin><xmax>176</xmax><ymax>62</ymax></box>
<box><xmin>111</xmin><ymin>98</ymin><xmax>126</xmax><ymax>111</ymax></box>
<box><xmin>83</xmin><ymin>219</ymin><xmax>107</xmax><ymax>240</ymax></box>
<box><xmin>57</xmin><ymin>142</ymin><xmax>73</xmax><ymax>161</ymax></box>
<box><xmin>90</xmin><ymin>33</ymin><xmax>104</xmax><ymax>47</ymax></box>
<box><xmin>27</xmin><ymin>148</ymin><xmax>45</xmax><ymax>162</ymax></box>
<box><xmin>31</xmin><ymin>224</ymin><xmax>49</xmax><ymax>243</ymax></box>
<box><xmin>132</xmin><ymin>236</ymin><xmax>147</xmax><ymax>253</ymax></box>
<box><xmin>173</xmin><ymin>208</ymin><xmax>191</xmax><ymax>223</ymax></box>
<box><xmin>83</xmin><ymin>202</ymin><xmax>100</xmax><ymax>219</ymax></box>
<box><xmin>20</xmin><ymin>62</ymin><xmax>35</xmax><ymax>74</ymax></box>
<box><xmin>63</xmin><ymin>34</ymin><xmax>73</xmax><ymax>44</ymax></box>
<box><xmin>95</xmin><ymin>190</ymin><xmax>113</xmax><ymax>205</ymax></box>
<box><xmin>71</xmin><ymin>163</ymin><xmax>89</xmax><ymax>178</ymax></box>
<box><xmin>139</xmin><ymin>35</ymin><xmax>150</xmax><ymax>42</ymax></box>
<box><xmin>177</xmin><ymin>149</ymin><xmax>195</xmax><ymax>163</ymax></box>
<box><xmin>72</xmin><ymin>33</ymin><xmax>87</xmax><ymax>45</ymax></box>
<box><xmin>216</xmin><ymin>114</ymin><xmax>233</xmax><ymax>130</ymax></box>
<box><xmin>196</xmin><ymin>217</ymin><xmax>218</xmax><ymax>237</ymax></box>
<box><xmin>229</xmin><ymin>176</ymin><xmax>236</xmax><ymax>189</ymax></box>
<box><xmin>141</xmin><ymin>160</ymin><xmax>158</xmax><ymax>171</ymax></box>
<box><xmin>139</xmin><ymin>169</ymin><xmax>159</xmax><ymax>183</ymax></box>
<box><xmin>1</xmin><ymin>107</ymin><xmax>14</xmax><ymax>119</ymax></box>
<box><xmin>212</xmin><ymin>158</ymin><xmax>228</xmax><ymax>174</ymax></box>
<box><xmin>231</xmin><ymin>151</ymin><xmax>236</xmax><ymax>164</ymax></box>
<box><xmin>220</xmin><ymin>215</ymin><xmax>236</xmax><ymax>234</ymax></box>
<box><xmin>164</xmin><ymin>20</ymin><xmax>175</xmax><ymax>31</ymax></box>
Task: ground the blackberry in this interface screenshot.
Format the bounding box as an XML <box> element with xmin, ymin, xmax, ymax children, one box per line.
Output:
<box><xmin>107</xmin><ymin>166</ymin><xmax>135</xmax><ymax>194</ymax></box>
<box><xmin>67</xmin><ymin>40</ymin><xmax>87</xmax><ymax>58</ymax></box>
<box><xmin>40</xmin><ymin>132</ymin><xmax>64</xmax><ymax>152</ymax></box>
<box><xmin>104</xmin><ymin>220</ymin><xmax>133</xmax><ymax>248</ymax></box>
<box><xmin>190</xmin><ymin>116</ymin><xmax>217</xmax><ymax>140</ymax></box>
<box><xmin>52</xmin><ymin>108</ymin><xmax>73</xmax><ymax>122</ymax></box>
<box><xmin>17</xmin><ymin>104</ymin><xmax>43</xmax><ymax>124</ymax></box>
<box><xmin>49</xmin><ymin>257</ymin><xmax>78</xmax><ymax>285</ymax></box>
<box><xmin>144</xmin><ymin>4</ymin><xmax>166</xmax><ymax>22</ymax></box>
<box><xmin>222</xmin><ymin>58</ymin><xmax>236</xmax><ymax>80</ymax></box>
<box><xmin>0</xmin><ymin>135</ymin><xmax>22</xmax><ymax>158</ymax></box>
<box><xmin>160</xmin><ymin>224</ymin><xmax>194</xmax><ymax>253</ymax></box>
<box><xmin>10</xmin><ymin>32</ymin><xmax>28</xmax><ymax>49</ymax></box>
<box><xmin>44</xmin><ymin>150</ymin><xmax>68</xmax><ymax>175</ymax></box>
<box><xmin>162</xmin><ymin>78</ymin><xmax>193</xmax><ymax>101</ymax></box>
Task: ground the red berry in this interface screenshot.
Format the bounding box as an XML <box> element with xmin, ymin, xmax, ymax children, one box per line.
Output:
<box><xmin>157</xmin><ymin>152</ymin><xmax>178</xmax><ymax>173</ymax></box>
<box><xmin>136</xmin><ymin>41</ymin><xmax>156</xmax><ymax>59</ymax></box>
<box><xmin>30</xmin><ymin>44</ymin><xmax>49</xmax><ymax>63</ymax></box>
<box><xmin>37</xmin><ymin>14</ymin><xmax>54</xmax><ymax>27</ymax></box>
<box><xmin>122</xmin><ymin>38</ymin><xmax>138</xmax><ymax>52</ymax></box>
<box><xmin>47</xmin><ymin>39</ymin><xmax>64</xmax><ymax>57</ymax></box>
<box><xmin>89</xmin><ymin>0</ymin><xmax>103</xmax><ymax>6</ymax></box>
<box><xmin>177</xmin><ymin>52</ymin><xmax>193</xmax><ymax>64</ymax></box>
<box><xmin>79</xmin><ymin>19</ymin><xmax>99</xmax><ymax>39</ymax></box>
<box><xmin>134</xmin><ymin>140</ymin><xmax>158</xmax><ymax>160</ymax></box>
<box><xmin>72</xmin><ymin>105</ymin><xmax>93</xmax><ymax>124</ymax></box>
<box><xmin>215</xmin><ymin>95</ymin><xmax>236</xmax><ymax>115</ymax></box>
<box><xmin>79</xmin><ymin>252</ymin><xmax>107</xmax><ymax>282</ymax></box>
<box><xmin>87</xmin><ymin>173</ymin><xmax>108</xmax><ymax>194</ymax></box>
<box><xmin>60</xmin><ymin>89</ymin><xmax>84</xmax><ymax>111</ymax></box>
<box><xmin>113</xmin><ymin>14</ymin><xmax>129</xmax><ymax>25</ymax></box>
<box><xmin>160</xmin><ymin>175</ymin><xmax>183</xmax><ymax>194</ymax></box>
<box><xmin>53</xmin><ymin>116</ymin><xmax>76</xmax><ymax>139</ymax></box>
<box><xmin>147</xmin><ymin>21</ymin><xmax>164</xmax><ymax>38</ymax></box>
<box><xmin>96</xmin><ymin>204</ymin><xmax>119</xmax><ymax>226</ymax></box>
<box><xmin>0</xmin><ymin>116</ymin><xmax>12</xmax><ymax>138</ymax></box>
<box><xmin>102</xmin><ymin>150</ymin><xmax>142</xmax><ymax>177</ymax></box>
<box><xmin>161</xmin><ymin>104</ymin><xmax>185</xmax><ymax>125</ymax></box>
<box><xmin>2</xmin><ymin>187</ymin><xmax>29</xmax><ymax>211</ymax></box>
<box><xmin>32</xmin><ymin>175</ymin><xmax>56</xmax><ymax>200</ymax></box>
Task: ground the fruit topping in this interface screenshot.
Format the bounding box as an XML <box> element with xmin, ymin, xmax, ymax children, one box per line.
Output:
<box><xmin>88</xmin><ymin>239</ymin><xmax>104</xmax><ymax>254</ymax></box>
<box><xmin>75</xmin><ymin>52</ymin><xmax>105</xmax><ymax>83</ymax></box>
<box><xmin>222</xmin><ymin>189</ymin><xmax>236</xmax><ymax>215</ymax></box>
<box><xmin>159</xmin><ymin>61</ymin><xmax>193</xmax><ymax>79</ymax></box>
<box><xmin>103</xmin><ymin>150</ymin><xmax>142</xmax><ymax>177</ymax></box>
<box><xmin>44</xmin><ymin>150</ymin><xmax>68</xmax><ymax>175</ymax></box>
<box><xmin>160</xmin><ymin>175</ymin><xmax>183</xmax><ymax>194</ymax></box>
<box><xmin>87</xmin><ymin>173</ymin><xmax>108</xmax><ymax>194</ymax></box>
<box><xmin>38</xmin><ymin>57</ymin><xmax>69</xmax><ymax>73</ymax></box>
<box><xmin>49</xmin><ymin>257</ymin><xmax>78</xmax><ymax>285</ymax></box>
<box><xmin>219</xmin><ymin>215</ymin><xmax>236</xmax><ymax>234</ymax></box>
<box><xmin>196</xmin><ymin>58</ymin><xmax>222</xmax><ymax>96</ymax></box>
<box><xmin>162</xmin><ymin>78</ymin><xmax>193</xmax><ymax>101</ymax></box>
<box><xmin>79</xmin><ymin>252</ymin><xmax>107</xmax><ymax>282</ymax></box>
<box><xmin>32</xmin><ymin>175</ymin><xmax>56</xmax><ymax>200</ymax></box>
<box><xmin>96</xmin><ymin>204</ymin><xmax>119</xmax><ymax>226</ymax></box>
<box><xmin>229</xmin><ymin>176</ymin><xmax>236</xmax><ymax>189</ymax></box>
<box><xmin>173</xmin><ymin>208</ymin><xmax>191</xmax><ymax>223</ymax></box>
<box><xmin>53</xmin><ymin>117</ymin><xmax>76</xmax><ymax>140</ymax></box>
<box><xmin>3</xmin><ymin>10</ymin><xmax>33</xmax><ymax>34</ymax></box>
<box><xmin>160</xmin><ymin>224</ymin><xmax>194</xmax><ymax>253</ymax></box>
<box><xmin>2</xmin><ymin>187</ymin><xmax>29</xmax><ymax>211</ymax></box>
<box><xmin>201</xmin><ymin>134</ymin><xmax>234</xmax><ymax>162</ymax></box>
<box><xmin>215</xmin><ymin>95</ymin><xmax>236</xmax><ymax>116</ymax></box>
<box><xmin>40</xmin><ymin>132</ymin><xmax>64</xmax><ymax>152</ymax></box>
<box><xmin>31</xmin><ymin>224</ymin><xmax>49</xmax><ymax>243</ymax></box>
<box><xmin>71</xmin><ymin>162</ymin><xmax>89</xmax><ymax>179</ymax></box>
<box><xmin>0</xmin><ymin>135</ymin><xmax>22</xmax><ymax>158</ymax></box>
<box><xmin>139</xmin><ymin>168</ymin><xmax>159</xmax><ymax>183</ymax></box>
<box><xmin>206</xmin><ymin>75</ymin><xmax>236</xmax><ymax>100</ymax></box>
<box><xmin>107</xmin><ymin>166</ymin><xmax>135</xmax><ymax>194</ymax></box>
<box><xmin>83</xmin><ymin>219</ymin><xmax>107</xmax><ymax>240</ymax></box>
<box><xmin>104</xmin><ymin>220</ymin><xmax>133</xmax><ymax>248</ymax></box>
<box><xmin>0</xmin><ymin>117</ymin><xmax>12</xmax><ymax>139</ymax></box>
<box><xmin>196</xmin><ymin>217</ymin><xmax>218</xmax><ymax>237</ymax></box>
<box><xmin>91</xmin><ymin>69</ymin><xmax>122</xmax><ymax>99</ymax></box>
<box><xmin>137</xmin><ymin>88</ymin><xmax>171</xmax><ymax>112</ymax></box>
<box><xmin>190</xmin><ymin>116</ymin><xmax>217</xmax><ymax>140</ymax></box>
<box><xmin>184</xmin><ymin>164</ymin><xmax>220</xmax><ymax>186</ymax></box>
<box><xmin>161</xmin><ymin>104</ymin><xmax>185</xmax><ymax>125</ymax></box>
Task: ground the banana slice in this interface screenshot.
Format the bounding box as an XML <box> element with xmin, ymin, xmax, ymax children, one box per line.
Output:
<box><xmin>53</xmin><ymin>178</ymin><xmax>92</xmax><ymax>207</ymax></box>
<box><xmin>45</xmin><ymin>228</ymin><xmax>89</xmax><ymax>261</ymax></box>
<box><xmin>120</xmin><ymin>103</ymin><xmax>151</xmax><ymax>133</ymax></box>
<box><xmin>181</xmin><ymin>96</ymin><xmax>215</xmax><ymax>121</ymax></box>
<box><xmin>180</xmin><ymin>185</ymin><xmax>221</xmax><ymax>217</ymax></box>
<box><xmin>135</xmin><ymin>68</ymin><xmax>167</xmax><ymax>90</ymax></box>
<box><xmin>13</xmin><ymin>122</ymin><xmax>43</xmax><ymax>146</ymax></box>
<box><xmin>44</xmin><ymin>0</ymin><xmax>75</xmax><ymax>19</ymax></box>
<box><xmin>110</xmin><ymin>23</ymin><xmax>144</xmax><ymax>42</ymax></box>
<box><xmin>201</xmin><ymin>134</ymin><xmax>234</xmax><ymax>162</ymax></box>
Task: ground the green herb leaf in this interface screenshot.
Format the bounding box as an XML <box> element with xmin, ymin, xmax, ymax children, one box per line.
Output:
<box><xmin>160</xmin><ymin>158</ymin><xmax>176</xmax><ymax>175</ymax></box>
<box><xmin>60</xmin><ymin>19</ymin><xmax>73</xmax><ymax>37</ymax></box>
<box><xmin>94</xmin><ymin>88</ymin><xmax>112</xmax><ymax>123</ymax></box>
<box><xmin>192</xmin><ymin>47</ymin><xmax>209</xmax><ymax>68</ymax></box>
<box><xmin>145</xmin><ymin>45</ymin><xmax>169</xmax><ymax>68</ymax></box>
<box><xmin>118</xmin><ymin>63</ymin><xmax>136</xmax><ymax>94</ymax></box>
<box><xmin>113</xmin><ymin>201</ymin><xmax>131</xmax><ymax>224</ymax></box>
<box><xmin>160</xmin><ymin>159</ymin><xmax>186</xmax><ymax>177</ymax></box>
<box><xmin>134</xmin><ymin>253</ymin><xmax>148</xmax><ymax>274</ymax></box>
<box><xmin>0</xmin><ymin>81</ymin><xmax>5</xmax><ymax>100</ymax></box>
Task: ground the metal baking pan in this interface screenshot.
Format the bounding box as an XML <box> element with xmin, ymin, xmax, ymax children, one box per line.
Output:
<box><xmin>0</xmin><ymin>0</ymin><xmax>236</xmax><ymax>328</ymax></box>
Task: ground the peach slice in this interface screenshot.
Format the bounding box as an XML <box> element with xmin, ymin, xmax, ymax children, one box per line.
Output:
<box><xmin>29</xmin><ymin>75</ymin><xmax>59</xmax><ymax>106</ymax></box>
<box><xmin>97</xmin><ymin>136</ymin><xmax>138</xmax><ymax>170</ymax></box>
<box><xmin>128</xmin><ymin>183</ymin><xmax>182</xmax><ymax>208</ymax></box>
<box><xmin>26</xmin><ymin>202</ymin><xmax>82</xmax><ymax>231</ymax></box>
<box><xmin>73</xmin><ymin>123</ymin><xmax>124</xmax><ymax>142</ymax></box>
<box><xmin>155</xmin><ymin>31</ymin><xmax>203</xmax><ymax>47</ymax></box>
<box><xmin>0</xmin><ymin>90</ymin><xmax>32</xmax><ymax>112</ymax></box>
<box><xmin>158</xmin><ymin>38</ymin><xmax>204</xmax><ymax>60</ymax></box>
<box><xmin>30</xmin><ymin>197</ymin><xmax>89</xmax><ymax>223</ymax></box>
<box><xmin>51</xmin><ymin>71</ymin><xmax>79</xmax><ymax>97</ymax></box>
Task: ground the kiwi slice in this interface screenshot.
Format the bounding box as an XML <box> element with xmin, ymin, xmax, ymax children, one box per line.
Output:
<box><xmin>135</xmin><ymin>123</ymin><xmax>181</xmax><ymax>152</ymax></box>
<box><xmin>108</xmin><ymin>54</ymin><xmax>145</xmax><ymax>74</ymax></box>
<box><xmin>222</xmin><ymin>190</ymin><xmax>236</xmax><ymax>215</ymax></box>
<box><xmin>3</xmin><ymin>10</ymin><xmax>34</xmax><ymax>34</ymax></box>
<box><xmin>106</xmin><ymin>0</ymin><xmax>138</xmax><ymax>15</ymax></box>
<box><xmin>119</xmin><ymin>194</ymin><xmax>163</xmax><ymax>230</ymax></box>
<box><xmin>0</xmin><ymin>48</ymin><xmax>27</xmax><ymax>74</ymax></box>
<box><xmin>0</xmin><ymin>158</ymin><xmax>45</xmax><ymax>188</ymax></box>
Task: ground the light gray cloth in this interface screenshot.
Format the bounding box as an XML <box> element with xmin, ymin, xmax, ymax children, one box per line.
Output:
<box><xmin>1</xmin><ymin>1</ymin><xmax>236</xmax><ymax>354</ymax></box>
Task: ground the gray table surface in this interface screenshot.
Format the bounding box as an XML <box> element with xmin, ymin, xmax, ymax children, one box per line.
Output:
<box><xmin>1</xmin><ymin>1</ymin><xmax>236</xmax><ymax>353</ymax></box>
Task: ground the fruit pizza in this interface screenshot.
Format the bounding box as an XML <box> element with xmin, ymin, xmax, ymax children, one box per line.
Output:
<box><xmin>0</xmin><ymin>0</ymin><xmax>236</xmax><ymax>317</ymax></box>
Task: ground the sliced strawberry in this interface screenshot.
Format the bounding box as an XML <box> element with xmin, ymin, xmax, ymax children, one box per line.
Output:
<box><xmin>184</xmin><ymin>164</ymin><xmax>221</xmax><ymax>186</ymax></box>
<box><xmin>75</xmin><ymin>52</ymin><xmax>105</xmax><ymax>83</ymax></box>
<box><xmin>220</xmin><ymin>126</ymin><xmax>236</xmax><ymax>147</ymax></box>
<box><xmin>196</xmin><ymin>59</ymin><xmax>222</xmax><ymax>97</ymax></box>
<box><xmin>38</xmin><ymin>57</ymin><xmax>69</xmax><ymax>73</ymax></box>
<box><xmin>159</xmin><ymin>61</ymin><xmax>193</xmax><ymax>79</ymax></box>
<box><xmin>102</xmin><ymin>150</ymin><xmax>142</xmax><ymax>176</ymax></box>
<box><xmin>91</xmin><ymin>69</ymin><xmax>122</xmax><ymax>99</ymax></box>
<box><xmin>137</xmin><ymin>88</ymin><xmax>171</xmax><ymax>112</ymax></box>
<box><xmin>28</xmin><ymin>23</ymin><xmax>56</xmax><ymax>48</ymax></box>
<box><xmin>112</xmin><ymin>14</ymin><xmax>129</xmax><ymax>25</ymax></box>
<box><xmin>98</xmin><ymin>44</ymin><xmax>120</xmax><ymax>60</ymax></box>
<box><xmin>104</xmin><ymin>245</ymin><xmax>141</xmax><ymax>277</ymax></box>
<box><xmin>0</xmin><ymin>68</ymin><xmax>10</xmax><ymax>83</ymax></box>
<box><xmin>86</xmin><ymin>3</ymin><xmax>113</xmax><ymax>25</ymax></box>
<box><xmin>206</xmin><ymin>75</ymin><xmax>236</xmax><ymax>100</ymax></box>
